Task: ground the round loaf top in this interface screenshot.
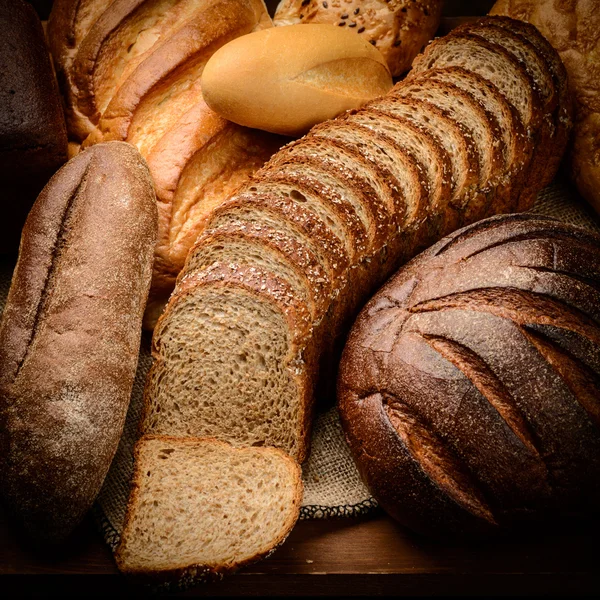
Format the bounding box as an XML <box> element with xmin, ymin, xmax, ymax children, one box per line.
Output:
<box><xmin>338</xmin><ymin>213</ymin><xmax>600</xmax><ymax>536</ymax></box>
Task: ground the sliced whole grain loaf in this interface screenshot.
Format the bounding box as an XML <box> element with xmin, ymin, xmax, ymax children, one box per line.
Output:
<box><xmin>143</xmin><ymin>263</ymin><xmax>317</xmax><ymax>461</ymax></box>
<box><xmin>308</xmin><ymin>120</ymin><xmax>429</xmax><ymax>245</ymax></box>
<box><xmin>483</xmin><ymin>15</ymin><xmax>573</xmax><ymax>187</ymax></box>
<box><xmin>451</xmin><ymin>21</ymin><xmax>559</xmax><ymax>192</ymax></box>
<box><xmin>186</xmin><ymin>221</ymin><xmax>331</xmax><ymax>321</ymax></box>
<box><xmin>339</xmin><ymin>109</ymin><xmax>456</xmax><ymax>233</ymax></box>
<box><xmin>367</xmin><ymin>95</ymin><xmax>480</xmax><ymax>221</ymax></box>
<box><xmin>116</xmin><ymin>437</ymin><xmax>302</xmax><ymax>582</ymax></box>
<box><xmin>257</xmin><ymin>163</ymin><xmax>371</xmax><ymax>260</ymax></box>
<box><xmin>410</xmin><ymin>33</ymin><xmax>545</xmax><ymax>211</ymax></box>
<box><xmin>267</xmin><ymin>138</ymin><xmax>398</xmax><ymax>246</ymax></box>
<box><xmin>142</xmin><ymin>18</ymin><xmax>569</xmax><ymax>482</ymax></box>
<box><xmin>411</xmin><ymin>33</ymin><xmax>541</xmax><ymax>134</ymax></box>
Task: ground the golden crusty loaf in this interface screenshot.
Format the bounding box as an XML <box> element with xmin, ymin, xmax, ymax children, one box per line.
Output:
<box><xmin>273</xmin><ymin>0</ymin><xmax>444</xmax><ymax>77</ymax></box>
<box><xmin>201</xmin><ymin>24</ymin><xmax>393</xmax><ymax>136</ymax></box>
<box><xmin>116</xmin><ymin>437</ymin><xmax>302</xmax><ymax>583</ymax></box>
<box><xmin>141</xmin><ymin>18</ymin><xmax>570</xmax><ymax>463</ymax></box>
<box><xmin>47</xmin><ymin>0</ymin><xmax>285</xmax><ymax>328</ymax></box>
<box><xmin>490</xmin><ymin>1</ymin><xmax>599</xmax><ymax>212</ymax></box>
<box><xmin>0</xmin><ymin>142</ymin><xmax>157</xmax><ymax>543</ymax></box>
<box><xmin>338</xmin><ymin>214</ymin><xmax>600</xmax><ymax>536</ymax></box>
<box><xmin>0</xmin><ymin>0</ymin><xmax>68</xmax><ymax>253</ymax></box>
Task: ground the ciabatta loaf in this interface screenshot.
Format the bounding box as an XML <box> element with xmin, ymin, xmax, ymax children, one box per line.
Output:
<box><xmin>47</xmin><ymin>0</ymin><xmax>284</xmax><ymax>328</ymax></box>
<box><xmin>142</xmin><ymin>18</ymin><xmax>570</xmax><ymax>463</ymax></box>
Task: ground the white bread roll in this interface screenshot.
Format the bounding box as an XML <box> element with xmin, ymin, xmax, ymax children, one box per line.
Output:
<box><xmin>201</xmin><ymin>24</ymin><xmax>393</xmax><ymax>136</ymax></box>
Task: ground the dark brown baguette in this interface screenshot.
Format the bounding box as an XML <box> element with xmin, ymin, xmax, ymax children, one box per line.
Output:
<box><xmin>338</xmin><ymin>214</ymin><xmax>600</xmax><ymax>536</ymax></box>
<box><xmin>0</xmin><ymin>142</ymin><xmax>157</xmax><ymax>543</ymax></box>
<box><xmin>0</xmin><ymin>0</ymin><xmax>68</xmax><ymax>253</ymax></box>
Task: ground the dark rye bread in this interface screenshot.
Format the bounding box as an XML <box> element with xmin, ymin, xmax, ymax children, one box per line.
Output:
<box><xmin>0</xmin><ymin>142</ymin><xmax>157</xmax><ymax>543</ymax></box>
<box><xmin>142</xmin><ymin>18</ymin><xmax>569</xmax><ymax>467</ymax></box>
<box><xmin>338</xmin><ymin>214</ymin><xmax>600</xmax><ymax>536</ymax></box>
<box><xmin>0</xmin><ymin>0</ymin><xmax>68</xmax><ymax>253</ymax></box>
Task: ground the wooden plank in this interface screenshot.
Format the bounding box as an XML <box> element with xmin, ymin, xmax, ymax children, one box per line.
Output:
<box><xmin>2</xmin><ymin>508</ymin><xmax>599</xmax><ymax>595</ymax></box>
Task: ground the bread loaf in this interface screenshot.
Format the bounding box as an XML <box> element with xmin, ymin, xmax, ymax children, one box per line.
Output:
<box><xmin>338</xmin><ymin>214</ymin><xmax>600</xmax><ymax>536</ymax></box>
<box><xmin>0</xmin><ymin>0</ymin><xmax>68</xmax><ymax>253</ymax></box>
<box><xmin>201</xmin><ymin>24</ymin><xmax>393</xmax><ymax>136</ymax></box>
<box><xmin>273</xmin><ymin>0</ymin><xmax>444</xmax><ymax>77</ymax></box>
<box><xmin>0</xmin><ymin>142</ymin><xmax>157</xmax><ymax>543</ymax></box>
<box><xmin>47</xmin><ymin>0</ymin><xmax>285</xmax><ymax>328</ymax></box>
<box><xmin>490</xmin><ymin>1</ymin><xmax>600</xmax><ymax>215</ymax></box>
<box><xmin>141</xmin><ymin>18</ymin><xmax>570</xmax><ymax>463</ymax></box>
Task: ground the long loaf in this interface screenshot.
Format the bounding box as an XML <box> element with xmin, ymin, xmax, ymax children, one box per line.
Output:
<box><xmin>0</xmin><ymin>142</ymin><xmax>157</xmax><ymax>543</ymax></box>
<box><xmin>141</xmin><ymin>17</ymin><xmax>570</xmax><ymax>463</ymax></box>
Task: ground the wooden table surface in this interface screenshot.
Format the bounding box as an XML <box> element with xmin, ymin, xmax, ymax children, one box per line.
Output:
<box><xmin>2</xmin><ymin>506</ymin><xmax>599</xmax><ymax>597</ymax></box>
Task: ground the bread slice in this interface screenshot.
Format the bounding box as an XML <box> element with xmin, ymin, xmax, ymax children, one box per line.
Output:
<box><xmin>116</xmin><ymin>436</ymin><xmax>302</xmax><ymax>581</ymax></box>
<box><xmin>453</xmin><ymin>21</ymin><xmax>557</xmax><ymax>196</ymax></box>
<box><xmin>416</xmin><ymin>66</ymin><xmax>531</xmax><ymax>211</ymax></box>
<box><xmin>267</xmin><ymin>137</ymin><xmax>397</xmax><ymax>248</ymax></box>
<box><xmin>389</xmin><ymin>76</ymin><xmax>505</xmax><ymax>222</ymax></box>
<box><xmin>186</xmin><ymin>219</ymin><xmax>332</xmax><ymax>321</ymax></box>
<box><xmin>142</xmin><ymin>264</ymin><xmax>316</xmax><ymax>462</ymax></box>
<box><xmin>258</xmin><ymin>162</ymin><xmax>371</xmax><ymax>258</ymax></box>
<box><xmin>483</xmin><ymin>16</ymin><xmax>572</xmax><ymax>190</ymax></box>
<box><xmin>209</xmin><ymin>189</ymin><xmax>350</xmax><ymax>287</ymax></box>
<box><xmin>309</xmin><ymin>120</ymin><xmax>428</xmax><ymax>244</ymax></box>
<box><xmin>411</xmin><ymin>33</ymin><xmax>541</xmax><ymax>135</ymax></box>
<box><xmin>367</xmin><ymin>95</ymin><xmax>479</xmax><ymax>221</ymax></box>
<box><xmin>340</xmin><ymin>108</ymin><xmax>456</xmax><ymax>234</ymax></box>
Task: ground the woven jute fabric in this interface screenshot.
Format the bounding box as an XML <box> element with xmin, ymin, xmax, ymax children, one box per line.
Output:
<box><xmin>1</xmin><ymin>175</ymin><xmax>599</xmax><ymax>554</ymax></box>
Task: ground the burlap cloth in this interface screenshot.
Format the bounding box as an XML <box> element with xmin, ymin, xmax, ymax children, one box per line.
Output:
<box><xmin>1</xmin><ymin>175</ymin><xmax>599</xmax><ymax>553</ymax></box>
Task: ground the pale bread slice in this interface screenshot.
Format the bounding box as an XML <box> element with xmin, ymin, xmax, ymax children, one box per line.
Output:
<box><xmin>116</xmin><ymin>436</ymin><xmax>302</xmax><ymax>582</ymax></box>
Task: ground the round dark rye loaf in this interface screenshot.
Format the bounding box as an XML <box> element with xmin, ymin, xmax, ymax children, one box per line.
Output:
<box><xmin>338</xmin><ymin>214</ymin><xmax>600</xmax><ymax>536</ymax></box>
<box><xmin>0</xmin><ymin>141</ymin><xmax>157</xmax><ymax>543</ymax></box>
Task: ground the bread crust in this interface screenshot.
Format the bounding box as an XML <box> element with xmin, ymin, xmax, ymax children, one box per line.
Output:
<box><xmin>338</xmin><ymin>214</ymin><xmax>600</xmax><ymax>535</ymax></box>
<box><xmin>273</xmin><ymin>0</ymin><xmax>444</xmax><ymax>77</ymax></box>
<box><xmin>0</xmin><ymin>141</ymin><xmax>157</xmax><ymax>543</ymax></box>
